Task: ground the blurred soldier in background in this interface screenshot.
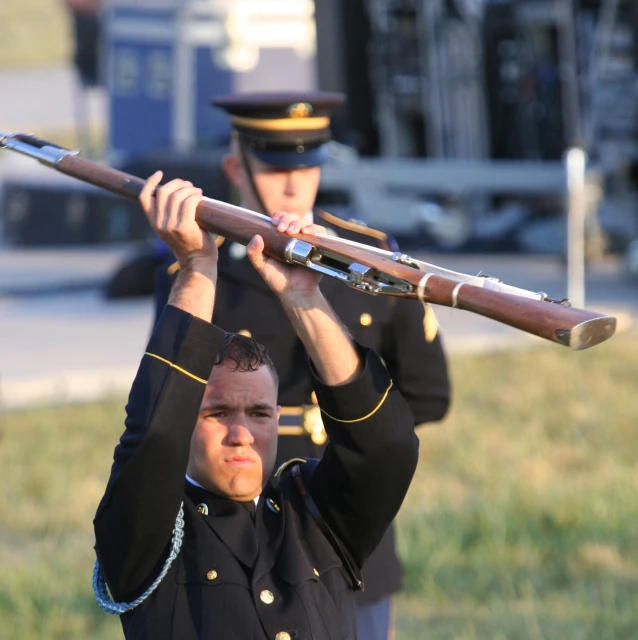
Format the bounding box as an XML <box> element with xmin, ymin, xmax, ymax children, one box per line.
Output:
<box><xmin>153</xmin><ymin>91</ymin><xmax>451</xmax><ymax>640</ymax></box>
<box><xmin>61</xmin><ymin>0</ymin><xmax>102</xmax><ymax>87</ymax></box>
<box><xmin>61</xmin><ymin>0</ymin><xmax>102</xmax><ymax>157</ymax></box>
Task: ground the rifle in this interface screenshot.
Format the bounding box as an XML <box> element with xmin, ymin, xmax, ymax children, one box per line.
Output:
<box><xmin>0</xmin><ymin>132</ymin><xmax>616</xmax><ymax>350</ymax></box>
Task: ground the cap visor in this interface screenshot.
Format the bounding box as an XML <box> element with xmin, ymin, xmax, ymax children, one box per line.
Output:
<box><xmin>252</xmin><ymin>145</ymin><xmax>329</xmax><ymax>169</ymax></box>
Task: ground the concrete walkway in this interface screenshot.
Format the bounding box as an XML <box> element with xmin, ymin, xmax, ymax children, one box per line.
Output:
<box><xmin>0</xmin><ymin>248</ymin><xmax>634</xmax><ymax>410</ymax></box>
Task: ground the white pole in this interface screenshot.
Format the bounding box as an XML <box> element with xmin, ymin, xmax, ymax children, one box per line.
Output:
<box><xmin>566</xmin><ymin>146</ymin><xmax>587</xmax><ymax>308</ymax></box>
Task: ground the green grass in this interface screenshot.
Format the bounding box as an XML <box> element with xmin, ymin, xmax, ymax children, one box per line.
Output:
<box><xmin>396</xmin><ymin>331</ymin><xmax>638</xmax><ymax>639</ymax></box>
<box><xmin>0</xmin><ymin>401</ymin><xmax>123</xmax><ymax>639</ymax></box>
<box><xmin>0</xmin><ymin>332</ymin><xmax>637</xmax><ymax>639</ymax></box>
<box><xmin>0</xmin><ymin>0</ymin><xmax>71</xmax><ymax>68</ymax></box>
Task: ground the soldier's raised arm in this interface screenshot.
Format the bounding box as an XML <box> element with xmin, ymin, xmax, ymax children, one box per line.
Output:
<box><xmin>247</xmin><ymin>214</ymin><xmax>419</xmax><ymax>571</ymax></box>
<box><xmin>94</xmin><ymin>174</ymin><xmax>225</xmax><ymax>600</ymax></box>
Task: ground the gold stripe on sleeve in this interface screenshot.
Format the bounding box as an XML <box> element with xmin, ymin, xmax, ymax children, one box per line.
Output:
<box><xmin>319</xmin><ymin>381</ymin><xmax>393</xmax><ymax>424</ymax></box>
<box><xmin>144</xmin><ymin>352</ymin><xmax>208</xmax><ymax>385</ymax></box>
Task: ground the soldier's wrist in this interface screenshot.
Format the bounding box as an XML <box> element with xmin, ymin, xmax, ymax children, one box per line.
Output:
<box><xmin>279</xmin><ymin>287</ymin><xmax>324</xmax><ymax>311</ymax></box>
<box><xmin>177</xmin><ymin>256</ymin><xmax>218</xmax><ymax>281</ymax></box>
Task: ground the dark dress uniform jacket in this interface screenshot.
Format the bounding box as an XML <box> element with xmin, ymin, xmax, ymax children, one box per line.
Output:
<box><xmin>154</xmin><ymin>214</ymin><xmax>450</xmax><ymax>601</ymax></box>
<box><xmin>94</xmin><ymin>305</ymin><xmax>419</xmax><ymax>640</ymax></box>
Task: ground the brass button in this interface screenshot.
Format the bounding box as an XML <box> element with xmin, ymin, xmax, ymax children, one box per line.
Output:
<box><xmin>206</xmin><ymin>570</ymin><xmax>218</xmax><ymax>581</ymax></box>
<box><xmin>260</xmin><ymin>589</ymin><xmax>275</xmax><ymax>604</ymax></box>
<box><xmin>313</xmin><ymin>567</ymin><xmax>320</xmax><ymax>577</ymax></box>
<box><xmin>360</xmin><ymin>312</ymin><xmax>372</xmax><ymax>327</ymax></box>
<box><xmin>275</xmin><ymin>633</ymin><xmax>291</xmax><ymax>640</ymax></box>
<box><xmin>238</xmin><ymin>329</ymin><xmax>252</xmax><ymax>338</ymax></box>
<box><xmin>229</xmin><ymin>242</ymin><xmax>247</xmax><ymax>260</ymax></box>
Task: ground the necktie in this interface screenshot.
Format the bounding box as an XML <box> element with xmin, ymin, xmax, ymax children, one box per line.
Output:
<box><xmin>239</xmin><ymin>500</ymin><xmax>256</xmax><ymax>522</ymax></box>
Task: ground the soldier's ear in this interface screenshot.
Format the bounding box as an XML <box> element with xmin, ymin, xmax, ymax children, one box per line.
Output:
<box><xmin>222</xmin><ymin>153</ymin><xmax>244</xmax><ymax>189</ymax></box>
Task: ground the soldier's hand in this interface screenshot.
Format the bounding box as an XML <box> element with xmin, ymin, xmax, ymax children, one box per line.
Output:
<box><xmin>247</xmin><ymin>213</ymin><xmax>325</xmax><ymax>298</ymax></box>
<box><xmin>139</xmin><ymin>171</ymin><xmax>217</xmax><ymax>271</ymax></box>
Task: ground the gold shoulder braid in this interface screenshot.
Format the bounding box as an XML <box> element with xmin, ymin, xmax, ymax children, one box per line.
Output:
<box><xmin>423</xmin><ymin>303</ymin><xmax>439</xmax><ymax>343</ymax></box>
<box><xmin>275</xmin><ymin>458</ymin><xmax>307</xmax><ymax>479</ymax></box>
<box><xmin>315</xmin><ymin>209</ymin><xmax>389</xmax><ymax>244</ymax></box>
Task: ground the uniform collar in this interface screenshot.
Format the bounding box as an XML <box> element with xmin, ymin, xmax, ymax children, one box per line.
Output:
<box><xmin>185</xmin><ymin>474</ymin><xmax>259</xmax><ymax>507</ymax></box>
<box><xmin>185</xmin><ymin>481</ymin><xmax>259</xmax><ymax>568</ymax></box>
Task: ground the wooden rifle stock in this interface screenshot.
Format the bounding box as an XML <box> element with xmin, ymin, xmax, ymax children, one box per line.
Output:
<box><xmin>0</xmin><ymin>134</ymin><xmax>617</xmax><ymax>350</ymax></box>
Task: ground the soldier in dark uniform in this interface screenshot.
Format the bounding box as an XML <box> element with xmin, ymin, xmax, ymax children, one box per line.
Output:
<box><xmin>153</xmin><ymin>92</ymin><xmax>451</xmax><ymax>639</ymax></box>
<box><xmin>93</xmin><ymin>182</ymin><xmax>419</xmax><ymax>639</ymax></box>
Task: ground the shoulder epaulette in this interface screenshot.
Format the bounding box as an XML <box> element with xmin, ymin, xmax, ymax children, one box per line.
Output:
<box><xmin>275</xmin><ymin>457</ymin><xmax>308</xmax><ymax>480</ymax></box>
<box><xmin>166</xmin><ymin>236</ymin><xmax>226</xmax><ymax>276</ymax></box>
<box><xmin>316</xmin><ymin>209</ymin><xmax>389</xmax><ymax>244</ymax></box>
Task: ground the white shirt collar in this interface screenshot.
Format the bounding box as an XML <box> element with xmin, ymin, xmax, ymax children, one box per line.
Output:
<box><xmin>185</xmin><ymin>473</ymin><xmax>206</xmax><ymax>490</ymax></box>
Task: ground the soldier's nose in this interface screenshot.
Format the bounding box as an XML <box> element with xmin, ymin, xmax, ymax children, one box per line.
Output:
<box><xmin>228</xmin><ymin>423</ymin><xmax>255</xmax><ymax>445</ymax></box>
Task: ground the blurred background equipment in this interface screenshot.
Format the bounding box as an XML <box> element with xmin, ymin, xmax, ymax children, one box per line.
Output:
<box><xmin>2</xmin><ymin>180</ymin><xmax>147</xmax><ymax>246</ymax></box>
<box><xmin>104</xmin><ymin>0</ymin><xmax>317</xmax><ymax>162</ymax></box>
<box><xmin>2</xmin><ymin>0</ymin><xmax>638</xmax><ymax>261</ymax></box>
<box><xmin>566</xmin><ymin>146</ymin><xmax>588</xmax><ymax>308</ymax></box>
<box><xmin>0</xmin><ymin>0</ymin><xmax>317</xmax><ymax>248</ymax></box>
<box><xmin>316</xmin><ymin>0</ymin><xmax>488</xmax><ymax>158</ymax></box>
<box><xmin>63</xmin><ymin>0</ymin><xmax>103</xmax><ymax>159</ymax></box>
<box><xmin>314</xmin><ymin>0</ymin><xmax>638</xmax><ymax>257</ymax></box>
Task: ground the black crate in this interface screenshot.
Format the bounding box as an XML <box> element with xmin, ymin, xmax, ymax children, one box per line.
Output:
<box><xmin>1</xmin><ymin>181</ymin><xmax>151</xmax><ymax>246</ymax></box>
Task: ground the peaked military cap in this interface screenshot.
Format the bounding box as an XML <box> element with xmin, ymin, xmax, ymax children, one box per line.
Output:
<box><xmin>212</xmin><ymin>92</ymin><xmax>345</xmax><ymax>168</ymax></box>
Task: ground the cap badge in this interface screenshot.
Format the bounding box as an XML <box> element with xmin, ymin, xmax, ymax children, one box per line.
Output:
<box><xmin>287</xmin><ymin>102</ymin><xmax>313</xmax><ymax>118</ymax></box>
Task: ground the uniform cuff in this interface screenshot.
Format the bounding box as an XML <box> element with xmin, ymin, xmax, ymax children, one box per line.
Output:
<box><xmin>146</xmin><ymin>305</ymin><xmax>225</xmax><ymax>384</ymax></box>
<box><xmin>310</xmin><ymin>345</ymin><xmax>393</xmax><ymax>423</ymax></box>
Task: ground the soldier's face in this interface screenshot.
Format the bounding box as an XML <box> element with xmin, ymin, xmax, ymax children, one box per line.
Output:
<box><xmin>187</xmin><ymin>362</ymin><xmax>280</xmax><ymax>501</ymax></box>
<box><xmin>224</xmin><ymin>151</ymin><xmax>321</xmax><ymax>218</ymax></box>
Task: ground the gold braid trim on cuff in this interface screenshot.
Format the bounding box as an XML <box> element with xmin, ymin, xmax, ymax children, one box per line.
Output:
<box><xmin>319</xmin><ymin>381</ymin><xmax>393</xmax><ymax>424</ymax></box>
<box><xmin>144</xmin><ymin>352</ymin><xmax>208</xmax><ymax>384</ymax></box>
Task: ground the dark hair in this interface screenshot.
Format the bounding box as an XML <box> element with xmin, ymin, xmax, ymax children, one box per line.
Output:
<box><xmin>213</xmin><ymin>333</ymin><xmax>279</xmax><ymax>389</ymax></box>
